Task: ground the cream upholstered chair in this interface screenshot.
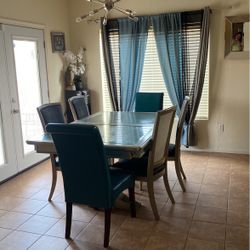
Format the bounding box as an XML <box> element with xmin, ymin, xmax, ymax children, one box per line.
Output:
<box><xmin>168</xmin><ymin>96</ymin><xmax>190</xmax><ymax>192</ymax></box>
<box><xmin>37</xmin><ymin>102</ymin><xmax>65</xmax><ymax>201</ymax></box>
<box><xmin>113</xmin><ymin>106</ymin><xmax>176</xmax><ymax>220</ymax></box>
<box><xmin>68</xmin><ymin>95</ymin><xmax>89</xmax><ymax>121</ymax></box>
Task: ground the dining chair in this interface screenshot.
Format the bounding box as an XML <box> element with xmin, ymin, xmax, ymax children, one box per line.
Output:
<box><xmin>135</xmin><ymin>92</ymin><xmax>164</xmax><ymax>112</ymax></box>
<box><xmin>46</xmin><ymin>123</ymin><xmax>136</xmax><ymax>248</ymax></box>
<box><xmin>135</xmin><ymin>92</ymin><xmax>164</xmax><ymax>190</ymax></box>
<box><xmin>68</xmin><ymin>95</ymin><xmax>90</xmax><ymax>121</ymax></box>
<box><xmin>113</xmin><ymin>106</ymin><xmax>176</xmax><ymax>220</ymax></box>
<box><xmin>168</xmin><ymin>96</ymin><xmax>190</xmax><ymax>192</ymax></box>
<box><xmin>37</xmin><ymin>102</ymin><xmax>65</xmax><ymax>201</ymax></box>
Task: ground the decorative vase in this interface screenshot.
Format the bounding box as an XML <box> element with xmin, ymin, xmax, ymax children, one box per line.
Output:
<box><xmin>64</xmin><ymin>67</ymin><xmax>76</xmax><ymax>91</ymax></box>
<box><xmin>74</xmin><ymin>75</ymin><xmax>83</xmax><ymax>91</ymax></box>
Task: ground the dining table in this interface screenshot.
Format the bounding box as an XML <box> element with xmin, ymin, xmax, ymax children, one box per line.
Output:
<box><xmin>27</xmin><ymin>111</ymin><xmax>156</xmax><ymax>159</ymax></box>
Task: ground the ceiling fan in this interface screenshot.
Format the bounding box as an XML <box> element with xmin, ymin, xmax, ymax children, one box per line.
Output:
<box><xmin>76</xmin><ymin>0</ymin><xmax>138</xmax><ymax>25</ymax></box>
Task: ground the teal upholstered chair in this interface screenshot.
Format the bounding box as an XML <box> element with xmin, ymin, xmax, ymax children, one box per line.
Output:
<box><xmin>37</xmin><ymin>102</ymin><xmax>65</xmax><ymax>201</ymax></box>
<box><xmin>68</xmin><ymin>95</ymin><xmax>90</xmax><ymax>121</ymax></box>
<box><xmin>135</xmin><ymin>92</ymin><xmax>164</xmax><ymax>112</ymax></box>
<box><xmin>46</xmin><ymin>124</ymin><xmax>136</xmax><ymax>248</ymax></box>
<box><xmin>113</xmin><ymin>107</ymin><xmax>176</xmax><ymax>220</ymax></box>
<box><xmin>168</xmin><ymin>96</ymin><xmax>190</xmax><ymax>192</ymax></box>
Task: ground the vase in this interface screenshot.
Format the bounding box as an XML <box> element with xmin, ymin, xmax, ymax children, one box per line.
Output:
<box><xmin>74</xmin><ymin>75</ymin><xmax>83</xmax><ymax>91</ymax></box>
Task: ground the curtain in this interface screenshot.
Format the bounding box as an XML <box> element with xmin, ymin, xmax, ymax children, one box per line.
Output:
<box><xmin>118</xmin><ymin>16</ymin><xmax>149</xmax><ymax>111</ymax></box>
<box><xmin>101</xmin><ymin>20</ymin><xmax>119</xmax><ymax>111</ymax></box>
<box><xmin>152</xmin><ymin>9</ymin><xmax>210</xmax><ymax>147</ymax></box>
<box><xmin>151</xmin><ymin>13</ymin><xmax>184</xmax><ymax>116</ymax></box>
<box><xmin>183</xmin><ymin>7</ymin><xmax>210</xmax><ymax>146</ymax></box>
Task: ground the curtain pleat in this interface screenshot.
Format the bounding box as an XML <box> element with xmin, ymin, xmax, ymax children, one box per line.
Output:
<box><xmin>151</xmin><ymin>13</ymin><xmax>184</xmax><ymax>116</ymax></box>
<box><xmin>101</xmin><ymin>19</ymin><xmax>119</xmax><ymax>111</ymax></box>
<box><xmin>118</xmin><ymin>17</ymin><xmax>149</xmax><ymax>111</ymax></box>
<box><xmin>184</xmin><ymin>7</ymin><xmax>210</xmax><ymax>146</ymax></box>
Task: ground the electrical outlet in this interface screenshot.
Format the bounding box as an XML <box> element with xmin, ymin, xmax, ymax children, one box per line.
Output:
<box><xmin>218</xmin><ymin>123</ymin><xmax>224</xmax><ymax>133</ymax></box>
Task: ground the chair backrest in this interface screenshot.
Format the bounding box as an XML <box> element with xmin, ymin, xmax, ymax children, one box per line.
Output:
<box><xmin>46</xmin><ymin>123</ymin><xmax>112</xmax><ymax>209</ymax></box>
<box><xmin>68</xmin><ymin>95</ymin><xmax>90</xmax><ymax>121</ymax></box>
<box><xmin>135</xmin><ymin>92</ymin><xmax>164</xmax><ymax>112</ymax></box>
<box><xmin>175</xmin><ymin>96</ymin><xmax>190</xmax><ymax>153</ymax></box>
<box><xmin>148</xmin><ymin>106</ymin><xmax>176</xmax><ymax>172</ymax></box>
<box><xmin>37</xmin><ymin>103</ymin><xmax>65</xmax><ymax>133</ymax></box>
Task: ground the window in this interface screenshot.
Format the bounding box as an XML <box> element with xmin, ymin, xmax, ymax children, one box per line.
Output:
<box><xmin>101</xmin><ymin>17</ymin><xmax>209</xmax><ymax>119</ymax></box>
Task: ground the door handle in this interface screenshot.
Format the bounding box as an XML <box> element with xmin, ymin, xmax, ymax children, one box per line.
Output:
<box><xmin>12</xmin><ymin>109</ymin><xmax>20</xmax><ymax>114</ymax></box>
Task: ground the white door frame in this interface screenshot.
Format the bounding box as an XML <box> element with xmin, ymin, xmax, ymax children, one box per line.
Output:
<box><xmin>0</xmin><ymin>24</ymin><xmax>49</xmax><ymax>177</ymax></box>
<box><xmin>0</xmin><ymin>29</ymin><xmax>18</xmax><ymax>181</ymax></box>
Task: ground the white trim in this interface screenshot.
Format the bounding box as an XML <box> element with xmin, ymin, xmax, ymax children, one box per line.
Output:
<box><xmin>0</xmin><ymin>17</ymin><xmax>45</xmax><ymax>30</ymax></box>
<box><xmin>181</xmin><ymin>147</ymin><xmax>249</xmax><ymax>155</ymax></box>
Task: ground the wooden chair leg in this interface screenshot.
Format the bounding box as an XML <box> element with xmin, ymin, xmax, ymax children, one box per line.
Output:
<box><xmin>128</xmin><ymin>187</ymin><xmax>136</xmax><ymax>218</ymax></box>
<box><xmin>48</xmin><ymin>155</ymin><xmax>58</xmax><ymax>201</ymax></box>
<box><xmin>163</xmin><ymin>168</ymin><xmax>175</xmax><ymax>204</ymax></box>
<box><xmin>179</xmin><ymin>161</ymin><xmax>186</xmax><ymax>179</ymax></box>
<box><xmin>65</xmin><ymin>202</ymin><xmax>73</xmax><ymax>239</ymax></box>
<box><xmin>175</xmin><ymin>159</ymin><xmax>186</xmax><ymax>192</ymax></box>
<box><xmin>104</xmin><ymin>208</ymin><xmax>112</xmax><ymax>248</ymax></box>
<box><xmin>147</xmin><ymin>180</ymin><xmax>159</xmax><ymax>220</ymax></box>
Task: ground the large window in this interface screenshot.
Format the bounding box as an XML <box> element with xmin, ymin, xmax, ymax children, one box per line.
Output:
<box><xmin>101</xmin><ymin>19</ymin><xmax>209</xmax><ymax>119</ymax></box>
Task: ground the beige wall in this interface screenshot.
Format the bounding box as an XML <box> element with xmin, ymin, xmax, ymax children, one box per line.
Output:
<box><xmin>68</xmin><ymin>0</ymin><xmax>249</xmax><ymax>154</ymax></box>
<box><xmin>0</xmin><ymin>0</ymin><xmax>71</xmax><ymax>103</ymax></box>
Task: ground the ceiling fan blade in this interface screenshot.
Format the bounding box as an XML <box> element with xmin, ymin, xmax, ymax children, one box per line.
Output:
<box><xmin>89</xmin><ymin>6</ymin><xmax>104</xmax><ymax>15</ymax></box>
<box><xmin>86</xmin><ymin>0</ymin><xmax>105</xmax><ymax>5</ymax></box>
<box><xmin>114</xmin><ymin>6</ymin><xmax>138</xmax><ymax>21</ymax></box>
<box><xmin>76</xmin><ymin>6</ymin><xmax>104</xmax><ymax>22</ymax></box>
<box><xmin>114</xmin><ymin>6</ymin><xmax>128</xmax><ymax>15</ymax></box>
<box><xmin>125</xmin><ymin>9</ymin><xmax>136</xmax><ymax>16</ymax></box>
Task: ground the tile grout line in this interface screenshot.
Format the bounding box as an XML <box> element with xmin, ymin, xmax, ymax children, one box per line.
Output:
<box><xmin>183</xmin><ymin>158</ymin><xmax>208</xmax><ymax>250</ymax></box>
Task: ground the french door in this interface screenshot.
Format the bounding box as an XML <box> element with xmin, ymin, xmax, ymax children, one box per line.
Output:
<box><xmin>0</xmin><ymin>24</ymin><xmax>48</xmax><ymax>182</ymax></box>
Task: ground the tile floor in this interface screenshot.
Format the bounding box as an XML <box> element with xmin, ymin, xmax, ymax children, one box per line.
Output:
<box><xmin>0</xmin><ymin>152</ymin><xmax>248</xmax><ymax>249</ymax></box>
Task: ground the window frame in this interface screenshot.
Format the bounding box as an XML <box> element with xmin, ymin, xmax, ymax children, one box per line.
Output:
<box><xmin>100</xmin><ymin>12</ymin><xmax>209</xmax><ymax>120</ymax></box>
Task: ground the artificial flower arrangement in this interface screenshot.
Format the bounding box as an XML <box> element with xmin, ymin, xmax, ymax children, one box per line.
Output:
<box><xmin>63</xmin><ymin>47</ymin><xmax>86</xmax><ymax>90</ymax></box>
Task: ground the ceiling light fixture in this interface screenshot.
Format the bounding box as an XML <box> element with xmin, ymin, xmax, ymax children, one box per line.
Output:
<box><xmin>76</xmin><ymin>0</ymin><xmax>138</xmax><ymax>26</ymax></box>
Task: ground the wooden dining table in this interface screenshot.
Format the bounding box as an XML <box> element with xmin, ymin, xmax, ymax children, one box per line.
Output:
<box><xmin>27</xmin><ymin>111</ymin><xmax>156</xmax><ymax>159</ymax></box>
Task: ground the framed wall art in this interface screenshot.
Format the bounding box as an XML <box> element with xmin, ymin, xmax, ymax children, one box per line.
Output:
<box><xmin>50</xmin><ymin>32</ymin><xmax>65</xmax><ymax>53</ymax></box>
<box><xmin>225</xmin><ymin>15</ymin><xmax>249</xmax><ymax>59</ymax></box>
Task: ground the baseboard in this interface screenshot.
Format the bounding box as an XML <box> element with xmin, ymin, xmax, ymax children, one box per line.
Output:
<box><xmin>0</xmin><ymin>157</ymin><xmax>50</xmax><ymax>185</ymax></box>
<box><xmin>181</xmin><ymin>147</ymin><xmax>249</xmax><ymax>156</ymax></box>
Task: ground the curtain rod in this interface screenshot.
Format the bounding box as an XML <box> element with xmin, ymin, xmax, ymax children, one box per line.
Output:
<box><xmin>106</xmin><ymin>7</ymin><xmax>211</xmax><ymax>22</ymax></box>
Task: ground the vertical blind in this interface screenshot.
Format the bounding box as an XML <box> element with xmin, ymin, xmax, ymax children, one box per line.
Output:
<box><xmin>100</xmin><ymin>14</ymin><xmax>209</xmax><ymax>119</ymax></box>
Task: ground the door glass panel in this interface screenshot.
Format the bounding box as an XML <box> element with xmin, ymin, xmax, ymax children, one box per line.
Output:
<box><xmin>0</xmin><ymin>107</ymin><xmax>5</xmax><ymax>165</ymax></box>
<box><xmin>13</xmin><ymin>40</ymin><xmax>43</xmax><ymax>155</ymax></box>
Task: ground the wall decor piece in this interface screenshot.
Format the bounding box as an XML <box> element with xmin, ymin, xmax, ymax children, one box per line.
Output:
<box><xmin>225</xmin><ymin>15</ymin><xmax>249</xmax><ymax>59</ymax></box>
<box><xmin>51</xmin><ymin>32</ymin><xmax>65</xmax><ymax>52</ymax></box>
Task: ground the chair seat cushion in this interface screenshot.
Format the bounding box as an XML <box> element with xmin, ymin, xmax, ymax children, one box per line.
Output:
<box><xmin>109</xmin><ymin>168</ymin><xmax>134</xmax><ymax>202</ymax></box>
<box><xmin>113</xmin><ymin>157</ymin><xmax>165</xmax><ymax>178</ymax></box>
<box><xmin>168</xmin><ymin>144</ymin><xmax>176</xmax><ymax>157</ymax></box>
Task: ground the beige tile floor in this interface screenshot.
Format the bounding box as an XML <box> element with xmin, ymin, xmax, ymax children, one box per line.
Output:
<box><xmin>0</xmin><ymin>152</ymin><xmax>248</xmax><ymax>250</ymax></box>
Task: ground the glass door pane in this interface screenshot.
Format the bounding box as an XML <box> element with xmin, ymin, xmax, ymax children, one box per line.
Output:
<box><xmin>13</xmin><ymin>40</ymin><xmax>43</xmax><ymax>155</ymax></box>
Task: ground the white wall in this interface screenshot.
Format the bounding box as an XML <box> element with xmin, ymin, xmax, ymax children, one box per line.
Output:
<box><xmin>68</xmin><ymin>0</ymin><xmax>249</xmax><ymax>154</ymax></box>
<box><xmin>0</xmin><ymin>0</ymin><xmax>71</xmax><ymax>103</ymax></box>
